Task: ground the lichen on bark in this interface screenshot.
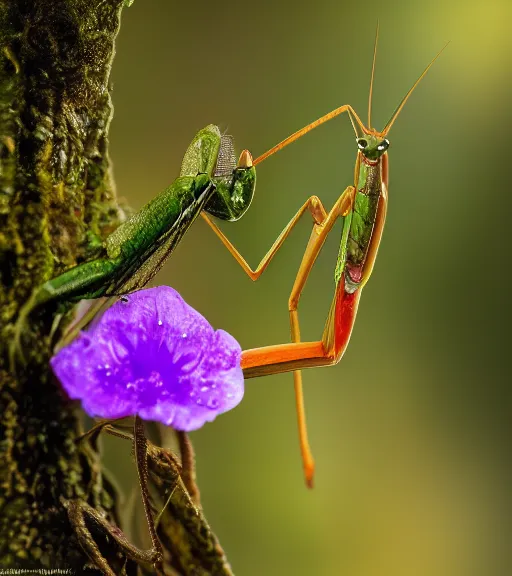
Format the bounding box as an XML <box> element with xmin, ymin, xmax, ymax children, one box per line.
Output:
<box><xmin>0</xmin><ymin>1</ymin><xmax>231</xmax><ymax>574</ymax></box>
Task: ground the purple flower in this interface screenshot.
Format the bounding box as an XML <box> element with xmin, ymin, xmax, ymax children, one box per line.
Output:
<box><xmin>50</xmin><ymin>286</ymin><xmax>244</xmax><ymax>431</ymax></box>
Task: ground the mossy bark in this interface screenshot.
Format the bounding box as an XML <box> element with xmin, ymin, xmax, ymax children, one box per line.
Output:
<box><xmin>0</xmin><ymin>0</ymin><xmax>129</xmax><ymax>571</ymax></box>
<box><xmin>0</xmin><ymin>2</ymin><xmax>231</xmax><ymax>574</ymax></box>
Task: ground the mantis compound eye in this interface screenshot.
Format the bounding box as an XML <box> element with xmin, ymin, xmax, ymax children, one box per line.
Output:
<box><xmin>377</xmin><ymin>139</ymin><xmax>390</xmax><ymax>152</ymax></box>
<box><xmin>357</xmin><ymin>139</ymin><xmax>368</xmax><ymax>150</ymax></box>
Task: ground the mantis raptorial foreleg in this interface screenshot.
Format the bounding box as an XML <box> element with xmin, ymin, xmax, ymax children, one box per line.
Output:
<box><xmin>200</xmin><ymin>194</ymin><xmax>330</xmax><ymax>281</ymax></box>
<box><xmin>202</xmin><ymin>187</ymin><xmax>355</xmax><ymax>486</ymax></box>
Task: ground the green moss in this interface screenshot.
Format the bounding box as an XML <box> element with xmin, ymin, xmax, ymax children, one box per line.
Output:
<box><xmin>0</xmin><ymin>0</ymin><xmax>129</xmax><ymax>570</ymax></box>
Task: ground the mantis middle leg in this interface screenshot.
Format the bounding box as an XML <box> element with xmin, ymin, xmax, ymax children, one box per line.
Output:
<box><xmin>203</xmin><ymin>186</ymin><xmax>355</xmax><ymax>486</ymax></box>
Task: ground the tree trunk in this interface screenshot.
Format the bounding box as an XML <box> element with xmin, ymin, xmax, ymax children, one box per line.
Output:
<box><xmin>0</xmin><ymin>2</ymin><xmax>231</xmax><ymax>574</ymax></box>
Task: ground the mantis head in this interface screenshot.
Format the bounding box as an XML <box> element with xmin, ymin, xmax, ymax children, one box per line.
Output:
<box><xmin>356</xmin><ymin>135</ymin><xmax>389</xmax><ymax>162</ymax></box>
<box><xmin>205</xmin><ymin>139</ymin><xmax>256</xmax><ymax>222</ymax></box>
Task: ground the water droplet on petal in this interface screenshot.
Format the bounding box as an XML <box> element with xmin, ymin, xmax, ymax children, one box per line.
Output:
<box><xmin>207</xmin><ymin>398</ymin><xmax>219</xmax><ymax>409</ymax></box>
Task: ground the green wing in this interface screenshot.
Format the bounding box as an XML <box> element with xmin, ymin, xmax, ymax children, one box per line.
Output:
<box><xmin>106</xmin><ymin>181</ymin><xmax>215</xmax><ymax>295</ymax></box>
<box><xmin>107</xmin><ymin>132</ymin><xmax>236</xmax><ymax>295</ymax></box>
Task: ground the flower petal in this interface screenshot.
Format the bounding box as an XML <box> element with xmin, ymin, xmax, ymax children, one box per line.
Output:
<box><xmin>50</xmin><ymin>286</ymin><xmax>244</xmax><ymax>431</ymax></box>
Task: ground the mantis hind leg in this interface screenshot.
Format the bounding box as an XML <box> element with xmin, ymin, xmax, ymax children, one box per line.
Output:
<box><xmin>65</xmin><ymin>498</ymin><xmax>162</xmax><ymax>576</ymax></box>
<box><xmin>132</xmin><ymin>416</ymin><xmax>164</xmax><ymax>573</ymax></box>
<box><xmin>287</xmin><ymin>220</ymin><xmax>334</xmax><ymax>488</ymax></box>
<box><xmin>289</xmin><ymin>313</ymin><xmax>315</xmax><ymax>488</ymax></box>
<box><xmin>67</xmin><ymin>416</ymin><xmax>164</xmax><ymax>575</ymax></box>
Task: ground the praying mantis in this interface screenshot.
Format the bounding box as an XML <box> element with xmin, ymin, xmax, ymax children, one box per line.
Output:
<box><xmin>10</xmin><ymin>28</ymin><xmax>446</xmax><ymax>574</ymax></box>
<box><xmin>13</xmin><ymin>34</ymin><xmax>446</xmax><ymax>485</ymax></box>
<box><xmin>207</xmin><ymin>39</ymin><xmax>447</xmax><ymax>487</ymax></box>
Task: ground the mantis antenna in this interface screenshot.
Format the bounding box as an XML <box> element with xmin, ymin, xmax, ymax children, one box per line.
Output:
<box><xmin>253</xmin><ymin>37</ymin><xmax>449</xmax><ymax>165</ymax></box>
<box><xmin>382</xmin><ymin>41</ymin><xmax>450</xmax><ymax>136</ymax></box>
<box><xmin>368</xmin><ymin>22</ymin><xmax>379</xmax><ymax>130</ymax></box>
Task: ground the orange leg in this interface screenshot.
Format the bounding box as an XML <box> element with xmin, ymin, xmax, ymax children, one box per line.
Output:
<box><xmin>204</xmin><ymin>187</ymin><xmax>355</xmax><ymax>487</ymax></box>
<box><xmin>241</xmin><ymin>281</ymin><xmax>363</xmax><ymax>378</ymax></box>
<box><xmin>201</xmin><ymin>195</ymin><xmax>328</xmax><ymax>281</ymax></box>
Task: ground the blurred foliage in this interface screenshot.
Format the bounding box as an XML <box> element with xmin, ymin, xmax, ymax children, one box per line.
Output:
<box><xmin>103</xmin><ymin>1</ymin><xmax>512</xmax><ymax>574</ymax></box>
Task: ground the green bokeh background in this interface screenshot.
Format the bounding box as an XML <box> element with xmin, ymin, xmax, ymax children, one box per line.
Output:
<box><xmin>104</xmin><ymin>1</ymin><xmax>511</xmax><ymax>574</ymax></box>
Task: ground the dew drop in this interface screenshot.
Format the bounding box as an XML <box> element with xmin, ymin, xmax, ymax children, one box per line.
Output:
<box><xmin>158</xmin><ymin>320</ymin><xmax>163</xmax><ymax>326</ymax></box>
<box><xmin>200</xmin><ymin>386</ymin><xmax>209</xmax><ymax>393</ymax></box>
<box><xmin>182</xmin><ymin>333</ymin><xmax>187</xmax><ymax>339</ymax></box>
<box><xmin>207</xmin><ymin>398</ymin><xmax>219</xmax><ymax>409</ymax></box>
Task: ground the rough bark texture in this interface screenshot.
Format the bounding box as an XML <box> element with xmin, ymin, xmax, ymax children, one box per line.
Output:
<box><xmin>0</xmin><ymin>2</ymin><xmax>231</xmax><ymax>574</ymax></box>
<box><xmin>0</xmin><ymin>0</ymin><xmax>129</xmax><ymax>571</ymax></box>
